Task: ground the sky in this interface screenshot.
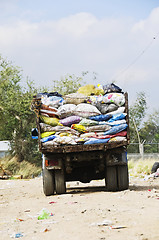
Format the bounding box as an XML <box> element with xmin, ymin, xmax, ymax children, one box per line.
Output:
<box><xmin>0</xmin><ymin>0</ymin><xmax>159</xmax><ymax>112</ymax></box>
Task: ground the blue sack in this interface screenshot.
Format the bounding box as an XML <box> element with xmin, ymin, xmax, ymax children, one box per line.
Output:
<box><xmin>108</xmin><ymin>113</ymin><xmax>127</xmax><ymax>122</ymax></box>
<box><xmin>84</xmin><ymin>138</ymin><xmax>110</xmax><ymax>145</ymax></box>
<box><xmin>104</xmin><ymin>123</ymin><xmax>128</xmax><ymax>135</ymax></box>
<box><xmin>41</xmin><ymin>135</ymin><xmax>57</xmax><ymax>143</ymax></box>
<box><xmin>89</xmin><ymin>114</ymin><xmax>112</xmax><ymax>122</ymax></box>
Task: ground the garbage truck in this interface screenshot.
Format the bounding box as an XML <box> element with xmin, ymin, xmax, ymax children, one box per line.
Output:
<box><xmin>31</xmin><ymin>83</ymin><xmax>129</xmax><ymax>196</ymax></box>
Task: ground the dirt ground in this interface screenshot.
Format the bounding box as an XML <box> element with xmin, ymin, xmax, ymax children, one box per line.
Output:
<box><xmin>0</xmin><ymin>176</ymin><xmax>159</xmax><ymax>240</ymax></box>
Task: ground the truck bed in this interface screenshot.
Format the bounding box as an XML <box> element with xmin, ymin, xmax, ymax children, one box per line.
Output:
<box><xmin>36</xmin><ymin>92</ymin><xmax>129</xmax><ymax>154</ymax></box>
<box><xmin>40</xmin><ymin>139</ymin><xmax>128</xmax><ymax>153</ymax></box>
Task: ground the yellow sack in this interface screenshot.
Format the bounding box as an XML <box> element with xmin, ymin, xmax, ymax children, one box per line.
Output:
<box><xmin>71</xmin><ymin>124</ymin><xmax>87</xmax><ymax>133</ymax></box>
<box><xmin>40</xmin><ymin>115</ymin><xmax>62</xmax><ymax>127</ymax></box>
<box><xmin>94</xmin><ymin>87</ymin><xmax>104</xmax><ymax>95</ymax></box>
<box><xmin>41</xmin><ymin>132</ymin><xmax>55</xmax><ymax>138</ymax></box>
<box><xmin>59</xmin><ymin>132</ymin><xmax>72</xmax><ymax>137</ymax></box>
<box><xmin>77</xmin><ymin>84</ymin><xmax>95</xmax><ymax>96</ymax></box>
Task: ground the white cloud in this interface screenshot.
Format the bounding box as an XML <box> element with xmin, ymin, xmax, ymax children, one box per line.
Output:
<box><xmin>0</xmin><ymin>9</ymin><xmax>159</xmax><ymax>110</ymax></box>
<box><xmin>132</xmin><ymin>7</ymin><xmax>159</xmax><ymax>36</ymax></box>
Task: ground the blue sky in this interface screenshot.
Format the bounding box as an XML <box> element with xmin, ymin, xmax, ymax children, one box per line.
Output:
<box><xmin>0</xmin><ymin>0</ymin><xmax>159</xmax><ymax>112</ymax></box>
<box><xmin>2</xmin><ymin>0</ymin><xmax>159</xmax><ymax>21</ymax></box>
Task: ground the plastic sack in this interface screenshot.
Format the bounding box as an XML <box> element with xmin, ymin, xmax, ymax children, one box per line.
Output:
<box><xmin>101</xmin><ymin>93</ymin><xmax>125</xmax><ymax>106</ymax></box>
<box><xmin>41</xmin><ymin>132</ymin><xmax>55</xmax><ymax>138</ymax></box>
<box><xmin>41</xmin><ymin>104</ymin><xmax>58</xmax><ymax>112</ymax></box>
<box><xmin>79</xmin><ymin>118</ymin><xmax>99</xmax><ymax>126</ymax></box>
<box><xmin>31</xmin><ymin>128</ymin><xmax>38</xmax><ymax>139</ymax></box>
<box><xmin>87</xmin><ymin>95</ymin><xmax>100</xmax><ymax>105</ymax></box>
<box><xmin>94</xmin><ymin>85</ymin><xmax>104</xmax><ymax>95</ymax></box>
<box><xmin>71</xmin><ymin>124</ymin><xmax>87</xmax><ymax>133</ymax></box>
<box><xmin>64</xmin><ymin>92</ymin><xmax>87</xmax><ymax>104</ymax></box>
<box><xmin>95</xmin><ymin>102</ymin><xmax>118</xmax><ymax>114</ymax></box>
<box><xmin>104</xmin><ymin>123</ymin><xmax>128</xmax><ymax>135</ymax></box>
<box><xmin>83</xmin><ymin>131</ymin><xmax>127</xmax><ymax>139</ymax></box>
<box><xmin>41</xmin><ymin>135</ymin><xmax>57</xmax><ymax>143</ymax></box>
<box><xmin>57</xmin><ymin>104</ymin><xmax>76</xmax><ymax>119</ymax></box>
<box><xmin>86</xmin><ymin>124</ymin><xmax>111</xmax><ymax>132</ymax></box>
<box><xmin>42</xmin><ymin>140</ymin><xmax>58</xmax><ymax>147</ymax></box>
<box><xmin>40</xmin><ymin>115</ymin><xmax>62</xmax><ymax>127</ymax></box>
<box><xmin>47</xmin><ymin>92</ymin><xmax>62</xmax><ymax>97</ymax></box>
<box><xmin>80</xmin><ymin>132</ymin><xmax>96</xmax><ymax>138</ymax></box>
<box><xmin>60</xmin><ymin>116</ymin><xmax>81</xmax><ymax>126</ymax></box>
<box><xmin>41</xmin><ymin>95</ymin><xmax>64</xmax><ymax>108</ymax></box>
<box><xmin>74</xmin><ymin>103</ymin><xmax>101</xmax><ymax>118</ymax></box>
<box><xmin>108</xmin><ymin>113</ymin><xmax>127</xmax><ymax>122</ymax></box>
<box><xmin>107</xmin><ymin>119</ymin><xmax>126</xmax><ymax>126</ymax></box>
<box><xmin>103</xmin><ymin>83</ymin><xmax>122</xmax><ymax>94</ymax></box>
<box><xmin>78</xmin><ymin>84</ymin><xmax>104</xmax><ymax>96</ymax></box>
<box><xmin>58</xmin><ymin>132</ymin><xmax>73</xmax><ymax>137</ymax></box>
<box><xmin>40</xmin><ymin>109</ymin><xmax>59</xmax><ymax>118</ymax></box>
<box><xmin>84</xmin><ymin>138</ymin><xmax>110</xmax><ymax>145</ymax></box>
<box><xmin>36</xmin><ymin>92</ymin><xmax>62</xmax><ymax>99</ymax></box>
<box><xmin>92</xmin><ymin>131</ymin><xmax>127</xmax><ymax>139</ymax></box>
<box><xmin>40</xmin><ymin>123</ymin><xmax>79</xmax><ymax>136</ymax></box>
<box><xmin>53</xmin><ymin>136</ymin><xmax>77</xmax><ymax>145</ymax></box>
<box><xmin>77</xmin><ymin>84</ymin><xmax>96</xmax><ymax>96</ymax></box>
<box><xmin>89</xmin><ymin>114</ymin><xmax>112</xmax><ymax>122</ymax></box>
<box><xmin>108</xmin><ymin>106</ymin><xmax>125</xmax><ymax>115</ymax></box>
<box><xmin>109</xmin><ymin>136</ymin><xmax>127</xmax><ymax>142</ymax></box>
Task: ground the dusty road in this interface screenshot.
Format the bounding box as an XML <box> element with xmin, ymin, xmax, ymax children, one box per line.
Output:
<box><xmin>0</xmin><ymin>176</ymin><xmax>159</xmax><ymax>240</ymax></box>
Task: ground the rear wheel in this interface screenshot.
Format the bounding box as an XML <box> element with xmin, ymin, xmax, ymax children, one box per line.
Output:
<box><xmin>117</xmin><ymin>165</ymin><xmax>129</xmax><ymax>190</ymax></box>
<box><xmin>105</xmin><ymin>166</ymin><xmax>117</xmax><ymax>191</ymax></box>
<box><xmin>43</xmin><ymin>167</ymin><xmax>55</xmax><ymax>196</ymax></box>
<box><xmin>55</xmin><ymin>170</ymin><xmax>66</xmax><ymax>194</ymax></box>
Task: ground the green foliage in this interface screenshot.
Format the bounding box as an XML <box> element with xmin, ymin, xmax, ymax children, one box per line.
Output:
<box><xmin>1</xmin><ymin>53</ymin><xmax>159</xmax><ymax>162</ymax></box>
<box><xmin>128</xmin><ymin>92</ymin><xmax>159</xmax><ymax>153</ymax></box>
<box><xmin>0</xmin><ymin>55</ymin><xmax>41</xmax><ymax>163</ymax></box>
<box><xmin>129</xmin><ymin>92</ymin><xmax>147</xmax><ymax>143</ymax></box>
<box><xmin>52</xmin><ymin>74</ymin><xmax>85</xmax><ymax>95</ymax></box>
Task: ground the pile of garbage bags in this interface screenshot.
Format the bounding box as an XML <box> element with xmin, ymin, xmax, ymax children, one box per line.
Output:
<box><xmin>33</xmin><ymin>83</ymin><xmax>128</xmax><ymax>146</ymax></box>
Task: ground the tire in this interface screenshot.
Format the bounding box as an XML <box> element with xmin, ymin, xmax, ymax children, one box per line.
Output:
<box><xmin>43</xmin><ymin>167</ymin><xmax>55</xmax><ymax>196</ymax></box>
<box><xmin>105</xmin><ymin>166</ymin><xmax>118</xmax><ymax>191</ymax></box>
<box><xmin>117</xmin><ymin>165</ymin><xmax>129</xmax><ymax>191</ymax></box>
<box><xmin>55</xmin><ymin>170</ymin><xmax>66</xmax><ymax>194</ymax></box>
<box><xmin>151</xmin><ymin>162</ymin><xmax>159</xmax><ymax>173</ymax></box>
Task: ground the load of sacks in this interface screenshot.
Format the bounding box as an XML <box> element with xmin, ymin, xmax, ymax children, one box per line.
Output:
<box><xmin>36</xmin><ymin>83</ymin><xmax>128</xmax><ymax>147</ymax></box>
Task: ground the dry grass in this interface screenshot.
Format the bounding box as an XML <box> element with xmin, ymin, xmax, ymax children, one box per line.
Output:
<box><xmin>0</xmin><ymin>156</ymin><xmax>157</xmax><ymax>179</ymax></box>
<box><xmin>0</xmin><ymin>156</ymin><xmax>41</xmax><ymax>179</ymax></box>
<box><xmin>128</xmin><ymin>158</ymin><xmax>156</xmax><ymax>177</ymax></box>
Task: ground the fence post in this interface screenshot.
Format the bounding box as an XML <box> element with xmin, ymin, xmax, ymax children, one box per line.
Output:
<box><xmin>139</xmin><ymin>143</ymin><xmax>144</xmax><ymax>160</ymax></box>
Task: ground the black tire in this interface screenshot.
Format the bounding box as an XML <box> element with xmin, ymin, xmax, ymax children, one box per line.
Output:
<box><xmin>55</xmin><ymin>170</ymin><xmax>66</xmax><ymax>194</ymax></box>
<box><xmin>105</xmin><ymin>166</ymin><xmax>118</xmax><ymax>191</ymax></box>
<box><xmin>151</xmin><ymin>162</ymin><xmax>159</xmax><ymax>173</ymax></box>
<box><xmin>117</xmin><ymin>165</ymin><xmax>129</xmax><ymax>191</ymax></box>
<box><xmin>43</xmin><ymin>167</ymin><xmax>55</xmax><ymax>196</ymax></box>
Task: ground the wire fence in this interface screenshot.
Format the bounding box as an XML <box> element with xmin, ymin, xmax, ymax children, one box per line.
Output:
<box><xmin>127</xmin><ymin>143</ymin><xmax>159</xmax><ymax>161</ymax></box>
<box><xmin>128</xmin><ymin>143</ymin><xmax>159</xmax><ymax>153</ymax></box>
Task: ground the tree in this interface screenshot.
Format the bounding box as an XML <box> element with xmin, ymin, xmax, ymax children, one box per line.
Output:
<box><xmin>129</xmin><ymin>92</ymin><xmax>147</xmax><ymax>143</ymax></box>
<box><xmin>139</xmin><ymin>110</ymin><xmax>159</xmax><ymax>153</ymax></box>
<box><xmin>128</xmin><ymin>92</ymin><xmax>147</xmax><ymax>154</ymax></box>
<box><xmin>0</xmin><ymin>55</ymin><xmax>41</xmax><ymax>163</ymax></box>
<box><xmin>52</xmin><ymin>73</ymin><xmax>85</xmax><ymax>95</ymax></box>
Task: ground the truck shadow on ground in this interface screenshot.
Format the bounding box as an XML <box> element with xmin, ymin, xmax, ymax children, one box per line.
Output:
<box><xmin>129</xmin><ymin>183</ymin><xmax>159</xmax><ymax>191</ymax></box>
<box><xmin>66</xmin><ymin>181</ymin><xmax>159</xmax><ymax>194</ymax></box>
<box><xmin>67</xmin><ymin>186</ymin><xmax>106</xmax><ymax>194</ymax></box>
